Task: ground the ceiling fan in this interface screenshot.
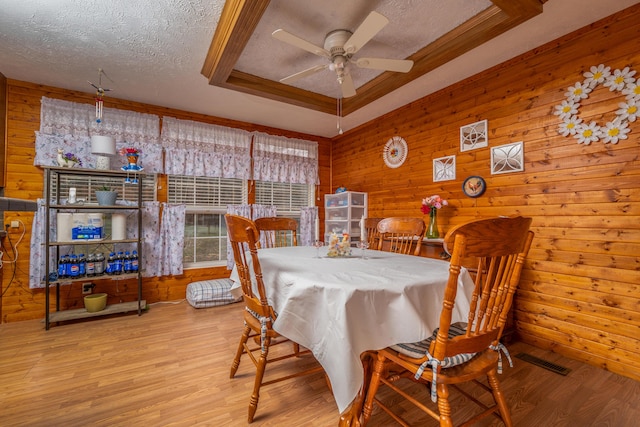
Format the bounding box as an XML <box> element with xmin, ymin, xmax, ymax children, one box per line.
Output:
<box><xmin>272</xmin><ymin>11</ymin><xmax>414</xmax><ymax>98</ymax></box>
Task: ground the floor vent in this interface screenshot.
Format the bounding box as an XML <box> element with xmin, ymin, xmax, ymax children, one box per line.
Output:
<box><xmin>515</xmin><ymin>353</ymin><xmax>571</xmax><ymax>376</ymax></box>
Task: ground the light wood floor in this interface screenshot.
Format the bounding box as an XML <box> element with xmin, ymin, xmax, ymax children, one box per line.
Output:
<box><xmin>1</xmin><ymin>301</ymin><xmax>639</xmax><ymax>426</ymax></box>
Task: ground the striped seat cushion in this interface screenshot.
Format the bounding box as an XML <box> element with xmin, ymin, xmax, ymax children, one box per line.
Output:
<box><xmin>390</xmin><ymin>322</ymin><xmax>471</xmax><ymax>360</ymax></box>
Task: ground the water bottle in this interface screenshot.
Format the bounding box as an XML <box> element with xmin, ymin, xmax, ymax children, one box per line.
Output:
<box><xmin>130</xmin><ymin>250</ymin><xmax>139</xmax><ymax>273</ymax></box>
<box><xmin>123</xmin><ymin>251</ymin><xmax>132</xmax><ymax>273</ymax></box>
<box><xmin>95</xmin><ymin>253</ymin><xmax>105</xmax><ymax>276</ymax></box>
<box><xmin>115</xmin><ymin>251</ymin><xmax>124</xmax><ymax>275</ymax></box>
<box><xmin>106</xmin><ymin>252</ymin><xmax>116</xmax><ymax>275</ymax></box>
<box><xmin>68</xmin><ymin>254</ymin><xmax>79</xmax><ymax>277</ymax></box>
<box><xmin>77</xmin><ymin>254</ymin><xmax>86</xmax><ymax>277</ymax></box>
<box><xmin>57</xmin><ymin>255</ymin><xmax>67</xmax><ymax>279</ymax></box>
<box><xmin>86</xmin><ymin>254</ymin><xmax>96</xmax><ymax>277</ymax></box>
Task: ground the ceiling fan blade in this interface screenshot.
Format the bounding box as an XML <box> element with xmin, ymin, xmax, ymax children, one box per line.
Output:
<box><xmin>340</xmin><ymin>73</ymin><xmax>357</xmax><ymax>98</ymax></box>
<box><xmin>343</xmin><ymin>11</ymin><xmax>389</xmax><ymax>55</ymax></box>
<box><xmin>354</xmin><ymin>57</ymin><xmax>414</xmax><ymax>73</ymax></box>
<box><xmin>280</xmin><ymin>64</ymin><xmax>328</xmax><ymax>84</ymax></box>
<box><xmin>272</xmin><ymin>29</ymin><xmax>330</xmax><ymax>58</ymax></box>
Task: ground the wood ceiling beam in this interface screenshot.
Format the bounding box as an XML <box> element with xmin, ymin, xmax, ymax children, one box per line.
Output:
<box><xmin>201</xmin><ymin>0</ymin><xmax>548</xmax><ymax>116</ymax></box>
<box><xmin>201</xmin><ymin>0</ymin><xmax>271</xmax><ymax>85</ymax></box>
<box><xmin>225</xmin><ymin>70</ymin><xmax>335</xmax><ymax>114</ymax></box>
<box><xmin>490</xmin><ymin>0</ymin><xmax>545</xmax><ymax>18</ymax></box>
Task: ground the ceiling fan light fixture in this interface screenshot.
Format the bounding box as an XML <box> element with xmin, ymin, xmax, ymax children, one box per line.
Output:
<box><xmin>272</xmin><ymin>10</ymin><xmax>399</xmax><ymax>99</ymax></box>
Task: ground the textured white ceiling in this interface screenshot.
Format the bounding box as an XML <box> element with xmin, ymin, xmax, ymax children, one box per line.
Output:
<box><xmin>0</xmin><ymin>0</ymin><xmax>638</xmax><ymax>138</ymax></box>
<box><xmin>236</xmin><ymin>0</ymin><xmax>491</xmax><ymax>98</ymax></box>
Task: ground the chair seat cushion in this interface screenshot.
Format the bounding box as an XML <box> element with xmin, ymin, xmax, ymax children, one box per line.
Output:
<box><xmin>391</xmin><ymin>322</ymin><xmax>470</xmax><ymax>359</ymax></box>
<box><xmin>186</xmin><ymin>278</ymin><xmax>241</xmax><ymax>308</ymax></box>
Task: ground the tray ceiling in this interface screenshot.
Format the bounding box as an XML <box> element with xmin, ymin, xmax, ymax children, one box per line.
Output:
<box><xmin>202</xmin><ymin>0</ymin><xmax>547</xmax><ymax>115</ymax></box>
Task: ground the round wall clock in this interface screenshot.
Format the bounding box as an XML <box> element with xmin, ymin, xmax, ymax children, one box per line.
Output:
<box><xmin>383</xmin><ymin>136</ymin><xmax>408</xmax><ymax>168</ymax></box>
<box><xmin>463</xmin><ymin>176</ymin><xmax>486</xmax><ymax>198</ymax></box>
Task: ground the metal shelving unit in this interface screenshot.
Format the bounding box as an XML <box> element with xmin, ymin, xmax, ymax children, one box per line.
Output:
<box><xmin>42</xmin><ymin>166</ymin><xmax>144</xmax><ymax>330</ymax></box>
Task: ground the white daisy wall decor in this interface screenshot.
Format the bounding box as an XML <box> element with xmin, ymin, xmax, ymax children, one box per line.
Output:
<box><xmin>433</xmin><ymin>155</ymin><xmax>456</xmax><ymax>182</ymax></box>
<box><xmin>460</xmin><ymin>119</ymin><xmax>488</xmax><ymax>152</ymax></box>
<box><xmin>554</xmin><ymin>64</ymin><xmax>639</xmax><ymax>144</ymax></box>
<box><xmin>491</xmin><ymin>141</ymin><xmax>524</xmax><ymax>175</ymax></box>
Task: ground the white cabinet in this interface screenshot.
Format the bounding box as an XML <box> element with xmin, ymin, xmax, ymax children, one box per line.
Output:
<box><xmin>324</xmin><ymin>191</ymin><xmax>368</xmax><ymax>243</ymax></box>
<box><xmin>42</xmin><ymin>166</ymin><xmax>145</xmax><ymax>330</ymax></box>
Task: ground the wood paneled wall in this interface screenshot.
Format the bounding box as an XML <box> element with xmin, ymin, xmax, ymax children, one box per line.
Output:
<box><xmin>2</xmin><ymin>3</ymin><xmax>638</xmax><ymax>387</ymax></box>
<box><xmin>1</xmin><ymin>81</ymin><xmax>331</xmax><ymax>323</ymax></box>
<box><xmin>331</xmin><ymin>5</ymin><xmax>640</xmax><ymax>382</ymax></box>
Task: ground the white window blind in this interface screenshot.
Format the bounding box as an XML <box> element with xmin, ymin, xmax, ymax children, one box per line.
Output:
<box><xmin>168</xmin><ymin>175</ymin><xmax>246</xmax><ymax>206</ymax></box>
<box><xmin>255</xmin><ymin>181</ymin><xmax>314</xmax><ymax>215</ymax></box>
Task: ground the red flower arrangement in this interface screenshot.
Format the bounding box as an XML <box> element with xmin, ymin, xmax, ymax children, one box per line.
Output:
<box><xmin>420</xmin><ymin>195</ymin><xmax>448</xmax><ymax>215</ymax></box>
<box><xmin>119</xmin><ymin>147</ymin><xmax>140</xmax><ymax>156</ymax></box>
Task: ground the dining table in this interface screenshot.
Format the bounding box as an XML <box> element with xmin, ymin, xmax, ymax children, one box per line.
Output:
<box><xmin>229</xmin><ymin>245</ymin><xmax>475</xmax><ymax>424</ymax></box>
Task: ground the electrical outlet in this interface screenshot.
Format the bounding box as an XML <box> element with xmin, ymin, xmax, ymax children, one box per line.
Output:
<box><xmin>82</xmin><ymin>283</ymin><xmax>94</xmax><ymax>294</ymax></box>
<box><xmin>10</xmin><ymin>221</ymin><xmax>19</xmax><ymax>228</ymax></box>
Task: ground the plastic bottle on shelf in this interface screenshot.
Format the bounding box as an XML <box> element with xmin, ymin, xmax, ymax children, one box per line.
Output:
<box><xmin>130</xmin><ymin>250</ymin><xmax>139</xmax><ymax>272</ymax></box>
<box><xmin>114</xmin><ymin>251</ymin><xmax>124</xmax><ymax>275</ymax></box>
<box><xmin>86</xmin><ymin>254</ymin><xmax>96</xmax><ymax>277</ymax></box>
<box><xmin>95</xmin><ymin>252</ymin><xmax>105</xmax><ymax>276</ymax></box>
<box><xmin>57</xmin><ymin>255</ymin><xmax>67</xmax><ymax>279</ymax></box>
<box><xmin>123</xmin><ymin>251</ymin><xmax>132</xmax><ymax>274</ymax></box>
<box><xmin>106</xmin><ymin>252</ymin><xmax>116</xmax><ymax>275</ymax></box>
<box><xmin>77</xmin><ymin>254</ymin><xmax>86</xmax><ymax>277</ymax></box>
<box><xmin>68</xmin><ymin>254</ymin><xmax>79</xmax><ymax>278</ymax></box>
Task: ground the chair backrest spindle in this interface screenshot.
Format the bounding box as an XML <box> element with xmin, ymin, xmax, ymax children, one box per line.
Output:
<box><xmin>255</xmin><ymin>217</ymin><xmax>298</xmax><ymax>248</ymax></box>
<box><xmin>376</xmin><ymin>217</ymin><xmax>425</xmax><ymax>256</ymax></box>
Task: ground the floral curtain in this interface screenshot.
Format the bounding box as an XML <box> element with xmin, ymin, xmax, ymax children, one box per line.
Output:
<box><xmin>252</xmin><ymin>204</ymin><xmax>278</xmax><ymax>249</ymax></box>
<box><xmin>299</xmin><ymin>206</ymin><xmax>318</xmax><ymax>247</ymax></box>
<box><xmin>225</xmin><ymin>204</ymin><xmax>252</xmax><ymax>270</ymax></box>
<box><xmin>252</xmin><ymin>132</ymin><xmax>319</xmax><ymax>184</ymax></box>
<box><xmin>161</xmin><ymin>116</ymin><xmax>252</xmax><ymax>179</ymax></box>
<box><xmin>125</xmin><ymin>202</ymin><xmax>161</xmax><ymax>278</ymax></box>
<box><xmin>29</xmin><ymin>199</ymin><xmax>71</xmax><ymax>288</ymax></box>
<box><xmin>157</xmin><ymin>203</ymin><xmax>186</xmax><ymax>276</ymax></box>
<box><xmin>34</xmin><ymin>97</ymin><xmax>163</xmax><ymax>173</ymax></box>
<box><xmin>224</xmin><ymin>204</ymin><xmax>277</xmax><ymax>270</ymax></box>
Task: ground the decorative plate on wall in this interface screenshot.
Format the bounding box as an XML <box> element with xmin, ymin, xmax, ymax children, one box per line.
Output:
<box><xmin>462</xmin><ymin>175</ymin><xmax>486</xmax><ymax>198</ymax></box>
<box><xmin>383</xmin><ymin>136</ymin><xmax>408</xmax><ymax>168</ymax></box>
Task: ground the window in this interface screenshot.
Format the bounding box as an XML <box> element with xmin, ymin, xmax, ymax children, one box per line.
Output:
<box><xmin>168</xmin><ymin>175</ymin><xmax>247</xmax><ymax>268</ymax></box>
<box><xmin>255</xmin><ymin>180</ymin><xmax>314</xmax><ymax>220</ymax></box>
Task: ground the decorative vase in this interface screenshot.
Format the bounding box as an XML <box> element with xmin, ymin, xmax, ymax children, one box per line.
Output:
<box><xmin>426</xmin><ymin>208</ymin><xmax>439</xmax><ymax>239</ymax></box>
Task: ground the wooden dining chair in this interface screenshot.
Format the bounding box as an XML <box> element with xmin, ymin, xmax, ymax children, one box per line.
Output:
<box><xmin>364</xmin><ymin>217</ymin><xmax>383</xmax><ymax>249</ymax></box>
<box><xmin>362</xmin><ymin>216</ymin><xmax>534</xmax><ymax>427</ymax></box>
<box><xmin>254</xmin><ymin>216</ymin><xmax>298</xmax><ymax>248</ymax></box>
<box><xmin>225</xmin><ymin>214</ymin><xmax>323</xmax><ymax>423</ymax></box>
<box><xmin>376</xmin><ymin>217</ymin><xmax>426</xmax><ymax>256</ymax></box>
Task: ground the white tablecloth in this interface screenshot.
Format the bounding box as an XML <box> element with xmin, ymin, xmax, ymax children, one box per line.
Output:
<box><xmin>229</xmin><ymin>246</ymin><xmax>475</xmax><ymax>413</ymax></box>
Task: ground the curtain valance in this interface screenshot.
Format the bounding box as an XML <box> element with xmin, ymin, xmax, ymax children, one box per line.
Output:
<box><xmin>252</xmin><ymin>132</ymin><xmax>319</xmax><ymax>185</ymax></box>
<box><xmin>34</xmin><ymin>97</ymin><xmax>163</xmax><ymax>173</ymax></box>
<box><xmin>161</xmin><ymin>116</ymin><xmax>252</xmax><ymax>179</ymax></box>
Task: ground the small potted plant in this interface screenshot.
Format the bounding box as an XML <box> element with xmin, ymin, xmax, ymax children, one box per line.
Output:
<box><xmin>95</xmin><ymin>185</ymin><xmax>118</xmax><ymax>206</ymax></box>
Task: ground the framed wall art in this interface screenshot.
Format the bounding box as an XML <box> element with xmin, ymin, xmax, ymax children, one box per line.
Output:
<box><xmin>460</xmin><ymin>119</ymin><xmax>488</xmax><ymax>152</ymax></box>
<box><xmin>491</xmin><ymin>141</ymin><xmax>524</xmax><ymax>174</ymax></box>
<box><xmin>433</xmin><ymin>155</ymin><xmax>456</xmax><ymax>182</ymax></box>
